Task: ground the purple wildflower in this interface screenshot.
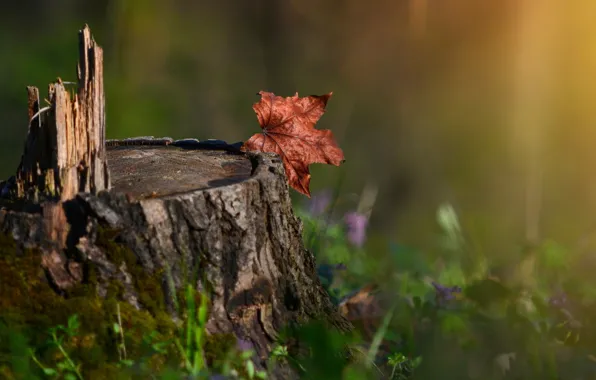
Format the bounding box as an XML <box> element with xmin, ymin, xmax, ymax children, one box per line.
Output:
<box><xmin>308</xmin><ymin>190</ymin><xmax>332</xmax><ymax>217</ymax></box>
<box><xmin>432</xmin><ymin>281</ymin><xmax>462</xmax><ymax>306</ymax></box>
<box><xmin>334</xmin><ymin>263</ymin><xmax>347</xmax><ymax>271</ymax></box>
<box><xmin>236</xmin><ymin>338</ymin><xmax>254</xmax><ymax>352</ymax></box>
<box><xmin>344</xmin><ymin>212</ymin><xmax>369</xmax><ymax>247</ymax></box>
<box><xmin>549</xmin><ymin>290</ymin><xmax>567</xmax><ymax>309</ymax></box>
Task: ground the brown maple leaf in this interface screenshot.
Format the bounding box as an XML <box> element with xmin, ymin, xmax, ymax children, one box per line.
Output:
<box><xmin>241</xmin><ymin>91</ymin><xmax>345</xmax><ymax>197</ymax></box>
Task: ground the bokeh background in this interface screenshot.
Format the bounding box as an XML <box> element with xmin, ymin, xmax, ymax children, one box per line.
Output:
<box><xmin>1</xmin><ymin>0</ymin><xmax>596</xmax><ymax>267</ymax></box>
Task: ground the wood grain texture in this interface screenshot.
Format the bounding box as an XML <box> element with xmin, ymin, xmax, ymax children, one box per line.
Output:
<box><xmin>15</xmin><ymin>25</ymin><xmax>109</xmax><ymax>202</ymax></box>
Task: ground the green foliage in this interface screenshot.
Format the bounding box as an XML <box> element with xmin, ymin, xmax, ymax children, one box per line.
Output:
<box><xmin>289</xmin><ymin>322</ymin><xmax>355</xmax><ymax>380</ymax></box>
<box><xmin>3</xmin><ymin>285</ymin><xmax>267</xmax><ymax>380</ymax></box>
<box><xmin>175</xmin><ymin>284</ymin><xmax>209</xmax><ymax>376</ymax></box>
<box><xmin>291</xmin><ymin>200</ymin><xmax>596</xmax><ymax>379</ymax></box>
<box><xmin>297</xmin><ymin>208</ymin><xmax>352</xmax><ymax>267</ymax></box>
<box><xmin>436</xmin><ymin>202</ymin><xmax>464</xmax><ymax>253</ymax></box>
<box><xmin>387</xmin><ymin>353</ymin><xmax>421</xmax><ymax>380</ymax></box>
<box><xmin>30</xmin><ymin>314</ymin><xmax>84</xmax><ymax>380</ymax></box>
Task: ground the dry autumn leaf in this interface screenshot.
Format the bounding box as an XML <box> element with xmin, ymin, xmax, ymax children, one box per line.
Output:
<box><xmin>241</xmin><ymin>91</ymin><xmax>345</xmax><ymax>197</ymax></box>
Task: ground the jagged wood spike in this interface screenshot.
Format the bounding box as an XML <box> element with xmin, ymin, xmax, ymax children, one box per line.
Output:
<box><xmin>15</xmin><ymin>25</ymin><xmax>110</xmax><ymax>202</ymax></box>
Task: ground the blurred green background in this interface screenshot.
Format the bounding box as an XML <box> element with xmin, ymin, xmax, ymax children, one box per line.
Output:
<box><xmin>2</xmin><ymin>0</ymin><xmax>596</xmax><ymax>266</ymax></box>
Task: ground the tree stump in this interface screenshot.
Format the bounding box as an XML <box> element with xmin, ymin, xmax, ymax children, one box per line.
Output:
<box><xmin>0</xmin><ymin>25</ymin><xmax>351</xmax><ymax>378</ymax></box>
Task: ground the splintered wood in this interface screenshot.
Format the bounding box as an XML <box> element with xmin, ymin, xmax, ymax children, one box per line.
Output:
<box><xmin>15</xmin><ymin>25</ymin><xmax>110</xmax><ymax>202</ymax></box>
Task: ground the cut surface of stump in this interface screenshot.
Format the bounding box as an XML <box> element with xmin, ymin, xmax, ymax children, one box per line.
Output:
<box><xmin>107</xmin><ymin>145</ymin><xmax>252</xmax><ymax>200</ymax></box>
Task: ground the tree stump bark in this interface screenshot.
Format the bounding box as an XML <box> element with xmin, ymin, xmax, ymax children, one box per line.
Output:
<box><xmin>0</xmin><ymin>25</ymin><xmax>351</xmax><ymax>378</ymax></box>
